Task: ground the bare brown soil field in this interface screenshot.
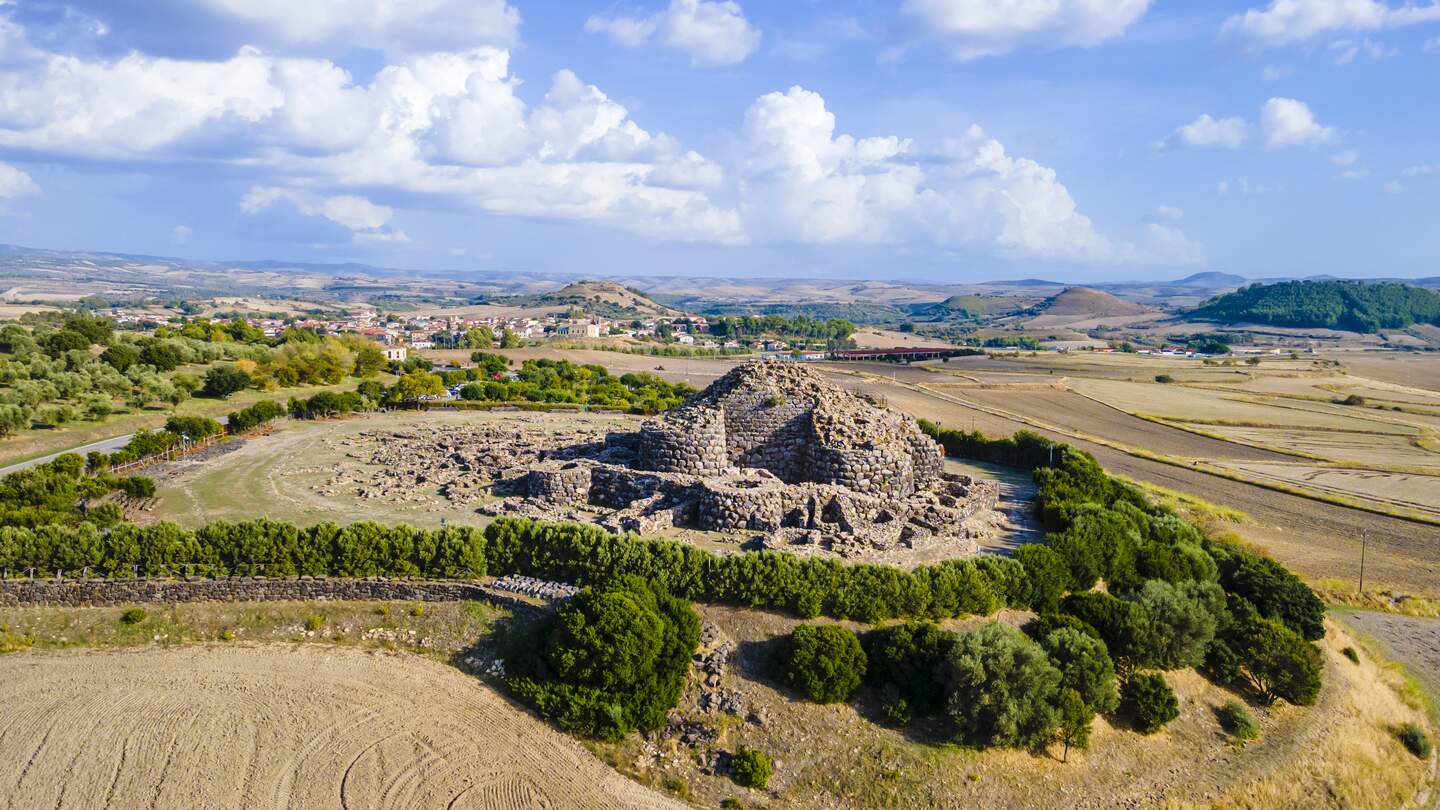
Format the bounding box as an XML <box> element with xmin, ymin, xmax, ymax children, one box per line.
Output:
<box><xmin>955</xmin><ymin>388</ymin><xmax>1304</xmax><ymax>462</ymax></box>
<box><xmin>601</xmin><ymin>607</ymin><xmax>1432</xmax><ymax>809</ymax></box>
<box><xmin>1336</xmin><ymin>353</ymin><xmax>1440</xmax><ymax>393</ymax></box>
<box><xmin>1336</xmin><ymin>610</ymin><xmax>1440</xmax><ymax>701</ymax></box>
<box><xmin>0</xmin><ymin>644</ymin><xmax>682</xmax><ymax>810</ymax></box>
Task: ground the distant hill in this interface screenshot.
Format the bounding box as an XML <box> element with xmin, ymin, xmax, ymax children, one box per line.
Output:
<box><xmin>908</xmin><ymin>294</ymin><xmax>1027</xmax><ymax>320</ymax></box>
<box><xmin>1172</xmin><ymin>272</ymin><xmax>1249</xmax><ymax>288</ymax></box>
<box><xmin>1032</xmin><ymin>287</ymin><xmax>1153</xmax><ymax>318</ymax></box>
<box><xmin>1188</xmin><ymin>280</ymin><xmax>1440</xmax><ymax>333</ymax></box>
<box><xmin>512</xmin><ymin>280</ymin><xmax>678</xmax><ymax>317</ymax></box>
<box><xmin>1011</xmin><ymin>287</ymin><xmax>1159</xmax><ymax>330</ymax></box>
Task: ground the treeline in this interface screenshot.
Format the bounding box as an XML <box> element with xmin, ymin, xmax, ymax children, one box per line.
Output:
<box><xmin>0</xmin><ymin>454</ymin><xmax>153</xmax><ymax>530</ymax></box>
<box><xmin>706</xmin><ymin>315</ymin><xmax>856</xmax><ymax>342</ymax></box>
<box><xmin>454</xmin><ymin>359</ymin><xmax>695</xmax><ymax>413</ymax></box>
<box><xmin>1190</xmin><ymin>280</ymin><xmax>1440</xmax><ymax>333</ymax></box>
<box><xmin>0</xmin><ymin>313</ymin><xmax>391</xmax><ymax>438</ymax></box>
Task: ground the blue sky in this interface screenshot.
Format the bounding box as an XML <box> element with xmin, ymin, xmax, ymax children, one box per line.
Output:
<box><xmin>0</xmin><ymin>0</ymin><xmax>1436</xmax><ymax>282</ymax></box>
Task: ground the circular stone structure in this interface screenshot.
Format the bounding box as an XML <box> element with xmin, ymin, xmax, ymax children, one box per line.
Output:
<box><xmin>637</xmin><ymin>360</ymin><xmax>944</xmax><ymax>497</ymax></box>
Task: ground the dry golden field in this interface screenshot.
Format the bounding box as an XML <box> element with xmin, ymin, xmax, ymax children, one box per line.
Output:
<box><xmin>0</xmin><ymin>644</ymin><xmax>682</xmax><ymax>810</ymax></box>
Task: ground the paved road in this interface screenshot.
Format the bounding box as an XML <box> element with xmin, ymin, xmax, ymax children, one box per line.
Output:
<box><xmin>0</xmin><ymin>415</ymin><xmax>231</xmax><ymax>477</ymax></box>
<box><xmin>0</xmin><ymin>433</ymin><xmax>137</xmax><ymax>476</ymax></box>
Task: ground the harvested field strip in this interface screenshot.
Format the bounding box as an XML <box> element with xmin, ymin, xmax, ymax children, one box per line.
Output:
<box><xmin>1185</xmin><ymin>424</ymin><xmax>1440</xmax><ymax>471</ymax></box>
<box><xmin>1216</xmin><ymin>464</ymin><xmax>1440</xmax><ymax>519</ymax></box>
<box><xmin>0</xmin><ymin>645</ymin><xmax>684</xmax><ymax>810</ymax></box>
<box><xmin>953</xmin><ymin>387</ymin><xmax>1304</xmax><ymax>462</ymax></box>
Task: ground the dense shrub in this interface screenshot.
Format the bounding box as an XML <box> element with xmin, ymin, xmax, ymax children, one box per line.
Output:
<box><xmin>1060</xmin><ymin>592</ymin><xmax>1151</xmax><ymax>670</ymax></box>
<box><xmin>504</xmin><ymin>578</ymin><xmax>699</xmax><ymax>739</ymax></box>
<box><xmin>1041</xmin><ymin>628</ymin><xmax>1119</xmax><ymax>714</ymax></box>
<box><xmin>1398</xmin><ymin>723</ymin><xmax>1432</xmax><ymax>758</ymax></box>
<box><xmin>120</xmin><ymin>607</ymin><xmax>146</xmax><ymax>624</ymax></box>
<box><xmin>1213</xmin><ymin>547</ymin><xmax>1325</xmax><ymax>641</ymax></box>
<box><xmin>862</xmin><ymin>621</ymin><xmax>956</xmax><ymax>722</ymax></box>
<box><xmin>227</xmin><ymin>399</ymin><xmax>286</xmax><ymax>433</ymax></box>
<box><xmin>1216</xmin><ymin>700</ymin><xmax>1259</xmax><ymax>741</ymax></box>
<box><xmin>1014</xmin><ymin>544</ymin><xmax>1070</xmax><ymax>612</ymax></box>
<box><xmin>729</xmin><ymin>746</ymin><xmax>773</xmax><ymax>788</ymax></box>
<box><xmin>163</xmin><ymin>416</ymin><xmax>223</xmax><ymax>441</ymax></box>
<box><xmin>1130</xmin><ymin>579</ymin><xmax>1225</xmax><ymax>670</ymax></box>
<box><xmin>1206</xmin><ymin>596</ymin><xmax>1321</xmax><ymax>706</ymax></box>
<box><xmin>941</xmin><ymin>622</ymin><xmax>1062</xmax><ymax>749</ymax></box>
<box><xmin>1121</xmin><ymin>673</ymin><xmax>1178</xmax><ymax>734</ymax></box>
<box><xmin>200</xmin><ymin>364</ymin><xmax>252</xmax><ymax>398</ymax></box>
<box><xmin>779</xmin><ymin>624</ymin><xmax>866</xmax><ymax>704</ymax></box>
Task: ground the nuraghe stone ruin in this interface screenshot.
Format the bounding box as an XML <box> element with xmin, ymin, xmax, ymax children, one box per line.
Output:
<box><xmin>520</xmin><ymin>360</ymin><xmax>998</xmax><ymax>557</ymax></box>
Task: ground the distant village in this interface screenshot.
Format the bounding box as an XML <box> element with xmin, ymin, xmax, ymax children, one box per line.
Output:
<box><xmin>105</xmin><ymin>306</ymin><xmax>821</xmax><ymax>356</ymax></box>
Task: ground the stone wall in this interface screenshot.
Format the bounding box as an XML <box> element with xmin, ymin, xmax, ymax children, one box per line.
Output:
<box><xmin>526</xmin><ymin>460</ymin><xmax>594</xmax><ymax>505</ymax></box>
<box><xmin>0</xmin><ymin>577</ymin><xmax>546</xmax><ymax>614</ymax></box>
<box><xmin>638</xmin><ymin>406</ymin><xmax>727</xmax><ymax>475</ymax></box>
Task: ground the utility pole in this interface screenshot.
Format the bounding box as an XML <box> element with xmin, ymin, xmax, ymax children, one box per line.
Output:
<box><xmin>1358</xmin><ymin>530</ymin><xmax>1368</xmax><ymax>596</ymax></box>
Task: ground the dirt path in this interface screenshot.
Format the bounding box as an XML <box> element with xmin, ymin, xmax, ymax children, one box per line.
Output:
<box><xmin>0</xmin><ymin>645</ymin><xmax>683</xmax><ymax>810</ymax></box>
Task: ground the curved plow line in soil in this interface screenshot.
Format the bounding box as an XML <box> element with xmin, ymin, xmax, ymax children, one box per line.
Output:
<box><xmin>888</xmin><ymin>376</ymin><xmax>1440</xmax><ymax>529</ymax></box>
<box><xmin>1133</xmin><ymin>415</ymin><xmax>1440</xmax><ymax>475</ymax></box>
<box><xmin>1223</xmin><ymin>466</ymin><xmax>1440</xmax><ymax>520</ymax></box>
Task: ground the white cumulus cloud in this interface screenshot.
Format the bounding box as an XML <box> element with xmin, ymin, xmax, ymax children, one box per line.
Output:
<box><xmin>732</xmin><ymin>86</ymin><xmax>1192</xmax><ymax>264</ymax></box>
<box><xmin>900</xmin><ymin>0</ymin><xmax>1152</xmax><ymax>60</ymax></box>
<box><xmin>0</xmin><ymin>161</ymin><xmax>36</xmax><ymax>198</ymax></box>
<box><xmin>241</xmin><ymin>186</ymin><xmax>403</xmax><ymax>240</ymax></box>
<box><xmin>1223</xmin><ymin>0</ymin><xmax>1440</xmax><ymax>47</ymax></box>
<box><xmin>585</xmin><ymin>0</ymin><xmax>760</xmax><ymax>66</ymax></box>
<box><xmin>1169</xmin><ymin>114</ymin><xmax>1249</xmax><ymax>149</ymax></box>
<box><xmin>1261</xmin><ymin>97</ymin><xmax>1339</xmax><ymax>147</ymax></box>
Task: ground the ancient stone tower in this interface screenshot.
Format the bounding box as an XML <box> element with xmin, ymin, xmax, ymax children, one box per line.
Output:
<box><xmin>637</xmin><ymin>360</ymin><xmax>944</xmax><ymax>497</ymax></box>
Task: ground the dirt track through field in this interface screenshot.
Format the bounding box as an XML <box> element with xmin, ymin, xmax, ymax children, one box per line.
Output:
<box><xmin>0</xmin><ymin>645</ymin><xmax>682</xmax><ymax>810</ymax></box>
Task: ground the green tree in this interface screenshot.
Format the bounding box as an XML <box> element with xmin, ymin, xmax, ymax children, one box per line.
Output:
<box><xmin>351</xmin><ymin>342</ymin><xmax>387</xmax><ymax>377</ymax></box>
<box><xmin>1056</xmin><ymin>688</ymin><xmax>1092</xmax><ymax>762</ymax></box>
<box><xmin>1131</xmin><ymin>579</ymin><xmax>1224</xmax><ymax>670</ymax></box>
<box><xmin>1121</xmin><ymin>672</ymin><xmax>1178</xmax><ymax>734</ymax></box>
<box><xmin>779</xmin><ymin>624</ymin><xmax>866</xmax><ymax>704</ymax></box>
<box><xmin>200</xmin><ymin>364</ymin><xmax>252</xmax><ymax>399</ymax></box>
<box><xmin>386</xmin><ymin>370</ymin><xmax>445</xmax><ymax>404</ymax></box>
<box><xmin>1041</xmin><ymin>628</ymin><xmax>1119</xmax><ymax>714</ymax></box>
<box><xmin>941</xmin><ymin>622</ymin><xmax>1062</xmax><ymax>749</ymax></box>
<box><xmin>100</xmin><ymin>344</ymin><xmax>140</xmax><ymax>372</ymax></box>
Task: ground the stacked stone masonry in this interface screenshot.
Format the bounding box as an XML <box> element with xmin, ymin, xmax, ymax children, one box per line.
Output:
<box><xmin>0</xmin><ymin>577</ymin><xmax>554</xmax><ymax>615</ymax></box>
<box><xmin>520</xmin><ymin>360</ymin><xmax>999</xmax><ymax>558</ymax></box>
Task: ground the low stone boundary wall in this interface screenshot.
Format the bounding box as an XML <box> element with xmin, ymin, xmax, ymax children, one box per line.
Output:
<box><xmin>0</xmin><ymin>577</ymin><xmax>547</xmax><ymax>615</ymax></box>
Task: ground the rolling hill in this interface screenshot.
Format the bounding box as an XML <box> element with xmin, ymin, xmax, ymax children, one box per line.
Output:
<box><xmin>1188</xmin><ymin>280</ymin><xmax>1440</xmax><ymax>333</ymax></box>
<box><xmin>1015</xmin><ymin>287</ymin><xmax>1161</xmax><ymax>328</ymax></box>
